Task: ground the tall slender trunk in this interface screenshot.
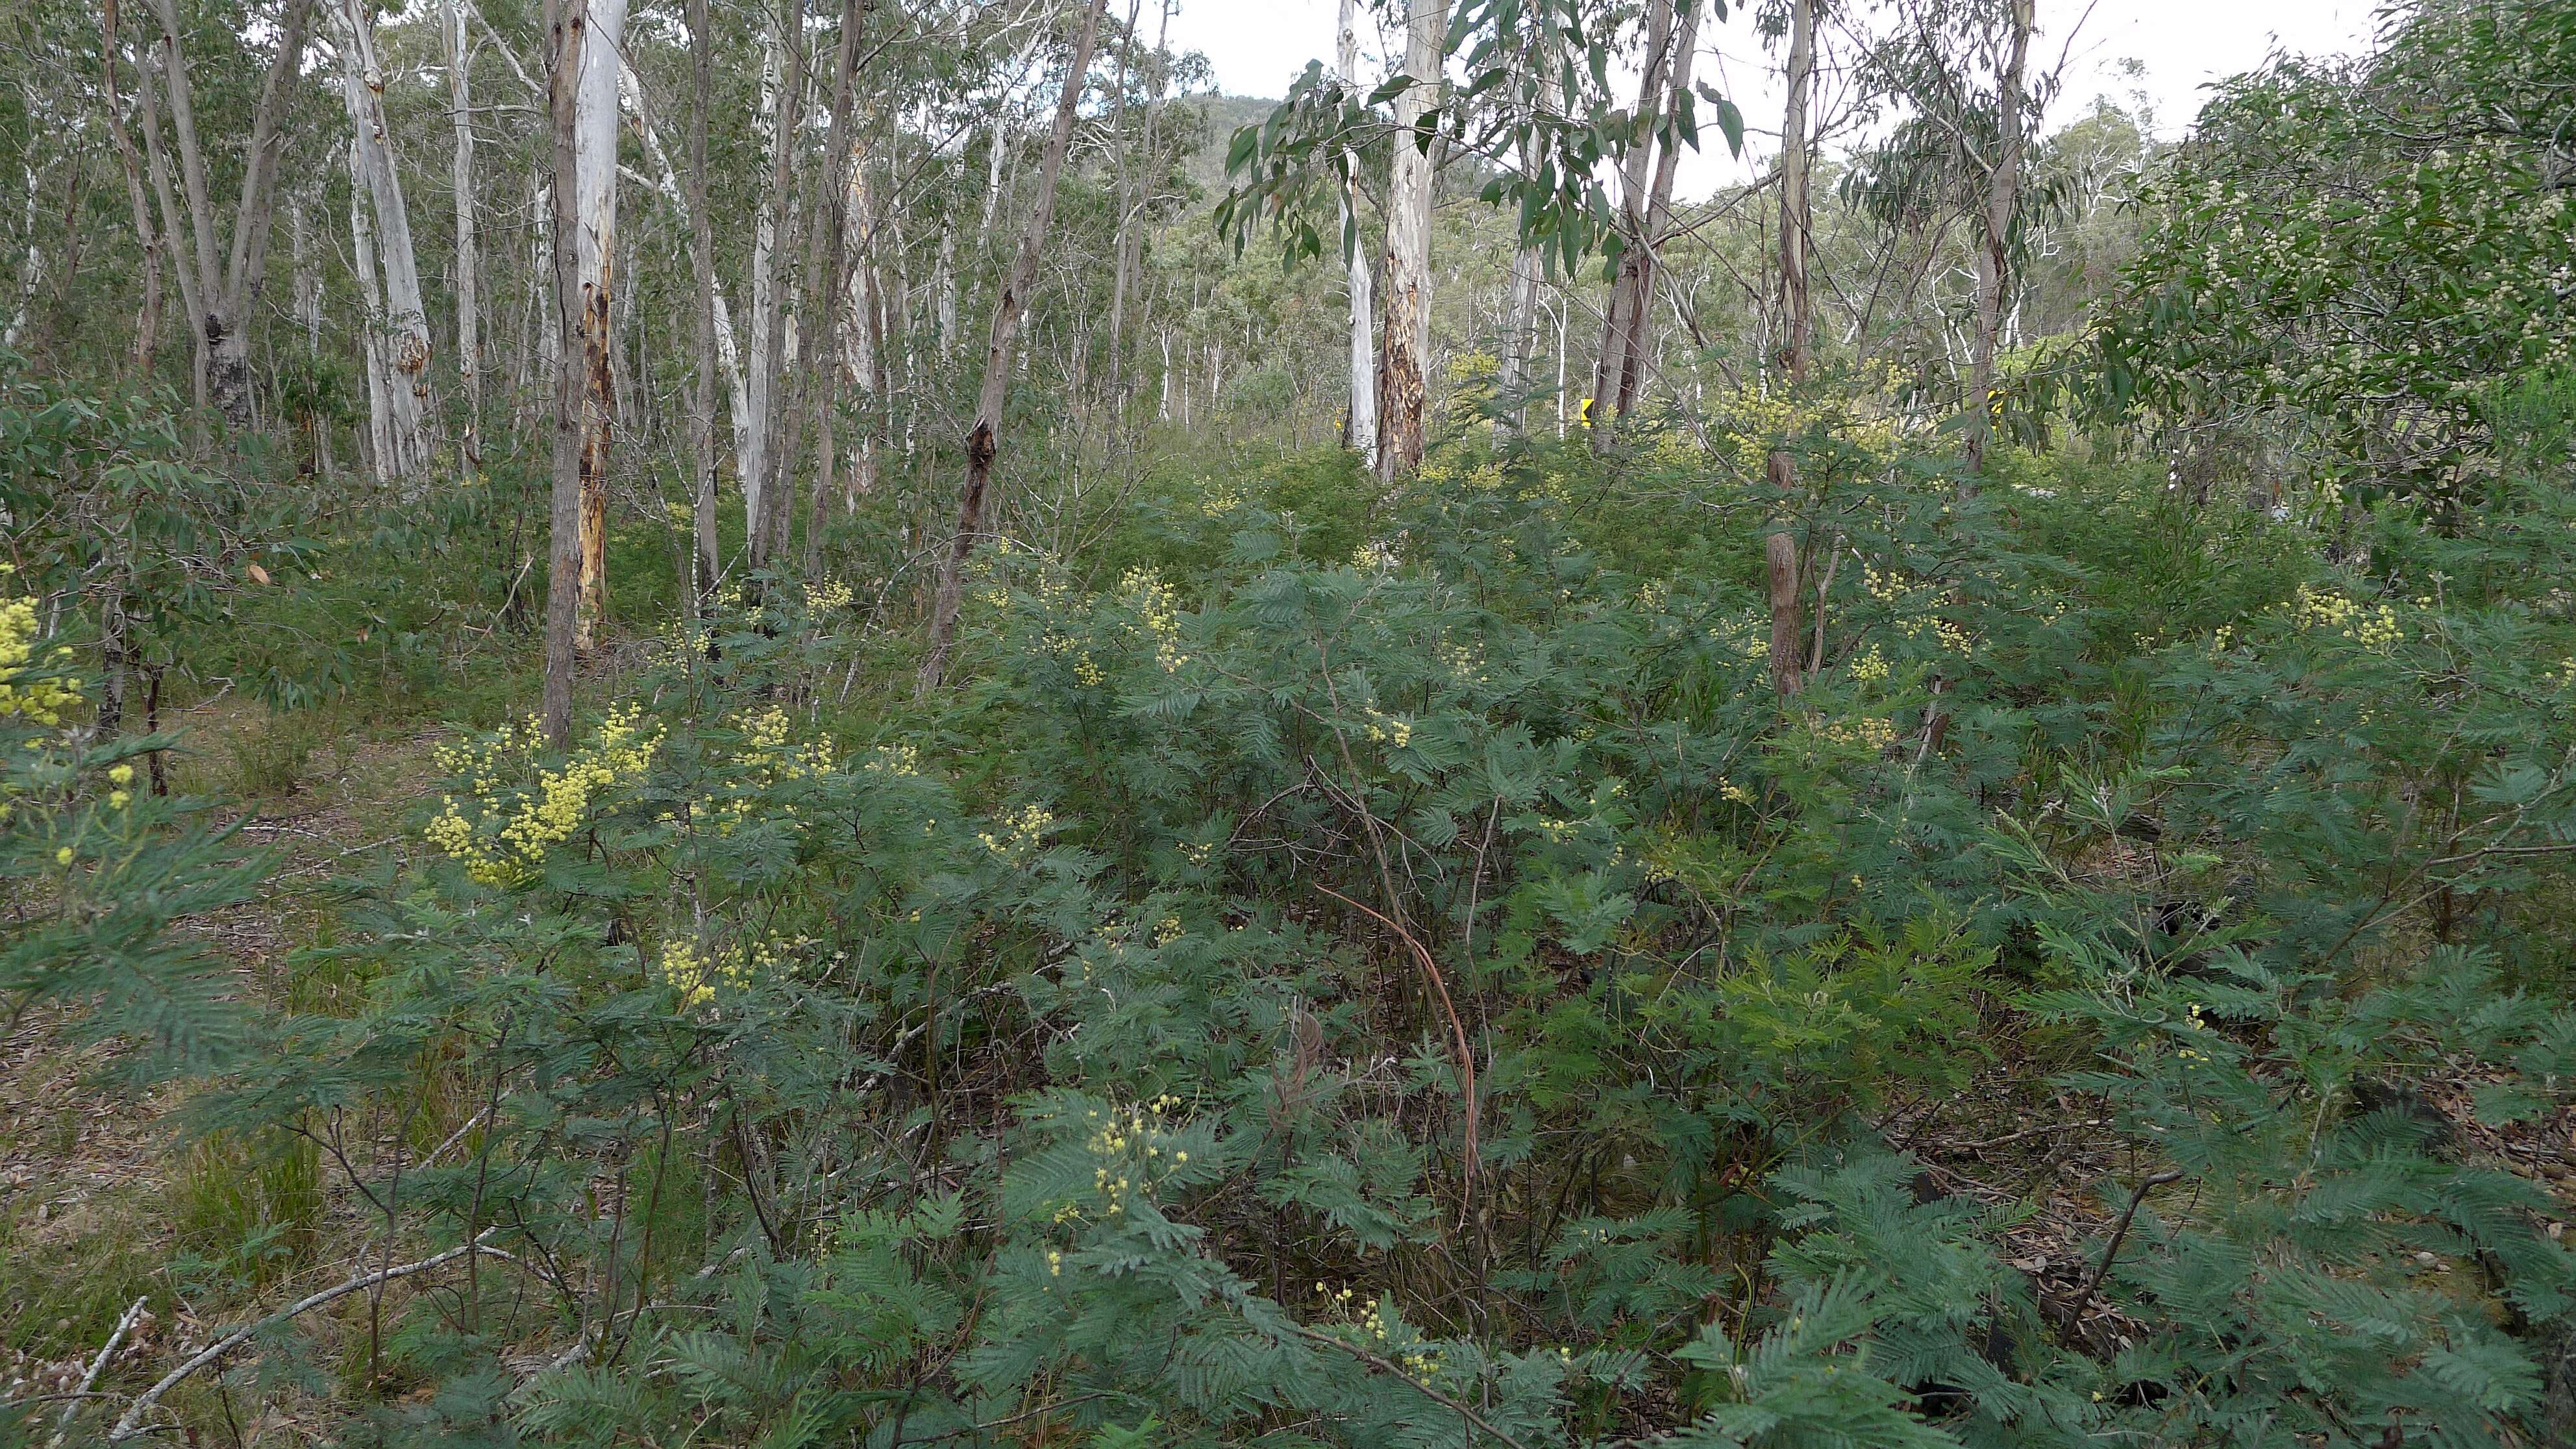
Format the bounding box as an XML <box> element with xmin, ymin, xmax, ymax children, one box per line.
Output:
<box><xmin>1495</xmin><ymin>25</ymin><xmax>1557</xmax><ymax>436</ymax></box>
<box><xmin>626</xmin><ymin>75</ymin><xmax>754</xmax><ymax>488</ymax></box>
<box><xmin>291</xmin><ymin>188</ymin><xmax>319</xmax><ymax>354</ymax></box>
<box><xmin>5</xmin><ymin>113</ymin><xmax>45</xmax><ymax>353</ymax></box>
<box><xmin>1764</xmin><ymin>0</ymin><xmax>1815</xmax><ymax>699</ymax></box>
<box><xmin>130</xmin><ymin>32</ymin><xmax>206</xmax><ymax>408</ymax></box>
<box><xmin>774</xmin><ymin>0</ymin><xmax>868</xmax><ymax>568</ymax></box>
<box><xmin>917</xmin><ymin>0</ymin><xmax>1110</xmax><ymax>695</ymax></box>
<box><xmin>686</xmin><ymin>0</ymin><xmax>721</xmax><ymax>603</ymax></box>
<box><xmin>1337</xmin><ymin>0</ymin><xmax>1378</xmax><ymax>458</ymax></box>
<box><xmin>1374</xmin><ymin>0</ymin><xmax>1447</xmax><ymax>482</ymax></box>
<box><xmin>347</xmin><ymin>145</ymin><xmax>394</xmax><ymax>477</ymax></box>
<box><xmin>95</xmin><ymin>6</ymin><xmax>165</xmax><ymax>380</ymax></box>
<box><xmin>569</xmin><ymin>0</ymin><xmax>626</xmax><ymax>649</ymax></box>
<box><xmin>147</xmin><ymin>0</ymin><xmax>310</xmax><ymax>429</ymax></box>
<box><xmin>1100</xmin><ymin>0</ymin><xmax>1141</xmax><ymax>416</ymax></box>
<box><xmin>447</xmin><ymin>0</ymin><xmax>482</xmax><ymax>467</ymax></box>
<box><xmin>1592</xmin><ymin>0</ymin><xmax>1675</xmax><ymax>441</ymax></box>
<box><xmin>541</xmin><ymin>0</ymin><xmax>588</xmax><ymax>746</ymax></box>
<box><xmin>1610</xmin><ymin>0</ymin><xmax>1698</xmax><ymax>421</ymax></box>
<box><xmin>1966</xmin><ymin>0</ymin><xmax>2032</xmax><ymax>480</ymax></box>
<box><xmin>744</xmin><ymin>5</ymin><xmax>805</xmax><ymax>556</ymax></box>
<box><xmin>332</xmin><ymin>0</ymin><xmax>433</xmax><ymax>484</ymax></box>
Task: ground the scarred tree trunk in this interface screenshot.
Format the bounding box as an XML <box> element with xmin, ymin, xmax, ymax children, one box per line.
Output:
<box><xmin>1374</xmin><ymin>0</ymin><xmax>1447</xmax><ymax>482</ymax></box>
<box><xmin>917</xmin><ymin>0</ymin><xmax>1111</xmax><ymax>696</ymax></box>
<box><xmin>1764</xmin><ymin>0</ymin><xmax>1815</xmax><ymax>698</ymax></box>
<box><xmin>541</xmin><ymin>0</ymin><xmax>595</xmax><ymax>745</ymax></box>
<box><xmin>1966</xmin><ymin>0</ymin><xmax>2032</xmax><ymax>480</ymax></box>
<box><xmin>1337</xmin><ymin>0</ymin><xmax>1377</xmax><ymax>458</ymax></box>
<box><xmin>569</xmin><ymin>0</ymin><xmax>625</xmax><ymax>649</ymax></box>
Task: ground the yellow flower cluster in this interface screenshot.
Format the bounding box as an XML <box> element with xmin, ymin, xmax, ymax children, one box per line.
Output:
<box><xmin>1197</xmin><ymin>478</ymin><xmax>1246</xmax><ymax>517</ymax></box>
<box><xmin>1811</xmin><ymin>714</ymin><xmax>1900</xmax><ymax>753</ymax></box>
<box><xmin>978</xmin><ymin>802</ymin><xmax>1056</xmax><ymax>860</ymax></box>
<box><xmin>1707</xmin><ymin>614</ymin><xmax>1770</xmax><ymax>663</ymax></box>
<box><xmin>804</xmin><ymin>577</ymin><xmax>854</xmax><ymax>612</ymax></box>
<box><xmin>1441</xmin><ymin>641</ymin><xmax>1489</xmax><ymax>686</ymax></box>
<box><xmin>0</xmin><ymin>589</ymin><xmax>82</xmax><ymax>725</ymax></box>
<box><xmin>863</xmin><ymin>743</ymin><xmax>923</xmax><ymax>777</ymax></box>
<box><xmin>2288</xmin><ymin>585</ymin><xmax>2405</xmax><ymax>650</ymax></box>
<box><xmin>1848</xmin><ymin>645</ymin><xmax>1890</xmax><ymax>684</ymax></box>
<box><xmin>1361</xmin><ymin>709</ymin><xmax>1414</xmax><ymax>749</ymax></box>
<box><xmin>706</xmin><ymin>706</ymin><xmax>834</xmax><ymax>833</ymax></box>
<box><xmin>1709</xmin><ymin>384</ymin><xmax>1913</xmax><ymax>477</ymax></box>
<box><xmin>1121</xmin><ymin>568</ymin><xmax>1189</xmax><ymax>673</ymax></box>
<box><xmin>426</xmin><ymin>706</ymin><xmax>659</xmax><ymax>886</ymax></box>
<box><xmin>658</xmin><ymin>934</ymin><xmax>805</xmax><ymax>1009</ymax></box>
<box><xmin>1076</xmin><ymin>1096</ymin><xmax>1189</xmax><ymax>1218</ymax></box>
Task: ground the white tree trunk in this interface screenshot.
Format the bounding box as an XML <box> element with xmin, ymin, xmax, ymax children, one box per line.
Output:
<box><xmin>1337</xmin><ymin>0</ymin><xmax>1376</xmax><ymax>457</ymax></box>
<box><xmin>744</xmin><ymin>20</ymin><xmax>792</xmax><ymax>547</ymax></box>
<box><xmin>332</xmin><ymin>0</ymin><xmax>432</xmax><ymax>483</ymax></box>
<box><xmin>347</xmin><ymin>150</ymin><xmax>394</xmax><ymax>478</ymax></box>
<box><xmin>447</xmin><ymin>0</ymin><xmax>481</xmax><ymax>466</ymax></box>
<box><xmin>4</xmin><ymin>142</ymin><xmax>42</xmax><ymax>352</ymax></box>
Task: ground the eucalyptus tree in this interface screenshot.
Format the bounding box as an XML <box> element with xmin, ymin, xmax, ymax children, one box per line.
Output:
<box><xmin>1220</xmin><ymin>0</ymin><xmax>1745</xmax><ymax>477</ymax></box>
<box><xmin>129</xmin><ymin>0</ymin><xmax>313</xmax><ymax>424</ymax></box>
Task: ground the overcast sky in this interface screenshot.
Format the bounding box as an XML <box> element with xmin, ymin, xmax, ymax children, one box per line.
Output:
<box><xmin>1165</xmin><ymin>0</ymin><xmax>2384</xmax><ymax>193</ymax></box>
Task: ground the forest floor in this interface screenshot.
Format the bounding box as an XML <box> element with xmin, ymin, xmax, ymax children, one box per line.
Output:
<box><xmin>2</xmin><ymin>695</ymin><xmax>438</xmax><ymax>1422</ymax></box>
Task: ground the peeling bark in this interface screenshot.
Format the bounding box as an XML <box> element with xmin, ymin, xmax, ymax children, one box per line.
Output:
<box><xmin>1374</xmin><ymin>0</ymin><xmax>1446</xmax><ymax>482</ymax></box>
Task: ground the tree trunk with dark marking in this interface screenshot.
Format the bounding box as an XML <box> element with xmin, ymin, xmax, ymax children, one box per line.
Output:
<box><xmin>917</xmin><ymin>0</ymin><xmax>1111</xmax><ymax>696</ymax></box>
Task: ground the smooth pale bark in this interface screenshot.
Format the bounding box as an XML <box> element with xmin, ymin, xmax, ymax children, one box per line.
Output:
<box><xmin>347</xmin><ymin>146</ymin><xmax>394</xmax><ymax>477</ymax></box>
<box><xmin>447</xmin><ymin>0</ymin><xmax>481</xmax><ymax>467</ymax></box>
<box><xmin>95</xmin><ymin>12</ymin><xmax>165</xmax><ymax>381</ymax></box>
<box><xmin>1966</xmin><ymin>0</ymin><xmax>2033</xmax><ymax>480</ymax></box>
<box><xmin>331</xmin><ymin>0</ymin><xmax>433</xmax><ymax>483</ymax></box>
<box><xmin>917</xmin><ymin>0</ymin><xmax>1111</xmax><ymax>696</ymax></box>
<box><xmin>1374</xmin><ymin>0</ymin><xmax>1446</xmax><ymax>482</ymax></box>
<box><xmin>744</xmin><ymin>8</ymin><xmax>804</xmax><ymax>553</ymax></box>
<box><xmin>686</xmin><ymin>0</ymin><xmax>721</xmax><ymax>602</ymax></box>
<box><xmin>569</xmin><ymin>0</ymin><xmax>626</xmax><ymax>649</ymax></box>
<box><xmin>130</xmin><ymin>29</ymin><xmax>206</xmax><ymax>407</ymax></box>
<box><xmin>541</xmin><ymin>0</ymin><xmax>586</xmax><ymax>747</ymax></box>
<box><xmin>773</xmin><ymin>0</ymin><xmax>869</xmax><ymax>568</ymax></box>
<box><xmin>1607</xmin><ymin>0</ymin><xmax>1699</xmax><ymax>421</ymax></box>
<box><xmin>145</xmin><ymin>0</ymin><xmax>310</xmax><ymax>429</ymax></box>
<box><xmin>1337</xmin><ymin>0</ymin><xmax>1377</xmax><ymax>457</ymax></box>
<box><xmin>1764</xmin><ymin>0</ymin><xmax>1815</xmax><ymax>699</ymax></box>
<box><xmin>1592</xmin><ymin>0</ymin><xmax>1676</xmax><ymax>441</ymax></box>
